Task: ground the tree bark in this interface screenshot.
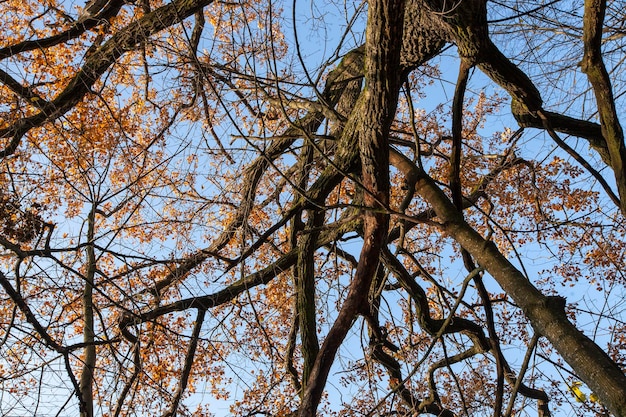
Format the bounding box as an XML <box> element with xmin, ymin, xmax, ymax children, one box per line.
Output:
<box><xmin>79</xmin><ymin>207</ymin><xmax>97</xmax><ymax>417</ymax></box>
<box><xmin>581</xmin><ymin>0</ymin><xmax>626</xmax><ymax>215</ymax></box>
<box><xmin>296</xmin><ymin>0</ymin><xmax>406</xmax><ymax>414</ymax></box>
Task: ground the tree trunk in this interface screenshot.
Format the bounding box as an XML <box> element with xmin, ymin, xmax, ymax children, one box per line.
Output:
<box><xmin>79</xmin><ymin>207</ymin><xmax>97</xmax><ymax>417</ymax></box>
<box><xmin>296</xmin><ymin>0</ymin><xmax>406</xmax><ymax>414</ymax></box>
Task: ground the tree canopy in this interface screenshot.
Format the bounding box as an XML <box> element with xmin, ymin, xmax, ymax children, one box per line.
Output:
<box><xmin>1</xmin><ymin>0</ymin><xmax>626</xmax><ymax>416</ymax></box>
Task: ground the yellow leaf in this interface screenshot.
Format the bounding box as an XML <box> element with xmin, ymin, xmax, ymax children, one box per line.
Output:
<box><xmin>569</xmin><ymin>381</ymin><xmax>587</xmax><ymax>402</ymax></box>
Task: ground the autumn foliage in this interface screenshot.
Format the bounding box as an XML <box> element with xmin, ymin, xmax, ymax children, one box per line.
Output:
<box><xmin>1</xmin><ymin>0</ymin><xmax>626</xmax><ymax>416</ymax></box>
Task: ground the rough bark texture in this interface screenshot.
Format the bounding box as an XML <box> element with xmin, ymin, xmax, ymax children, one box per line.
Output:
<box><xmin>297</xmin><ymin>0</ymin><xmax>406</xmax><ymax>414</ymax></box>
<box><xmin>581</xmin><ymin>0</ymin><xmax>626</xmax><ymax>214</ymax></box>
<box><xmin>422</xmin><ymin>0</ymin><xmax>626</xmax><ymax>218</ymax></box>
<box><xmin>79</xmin><ymin>208</ymin><xmax>97</xmax><ymax>417</ymax></box>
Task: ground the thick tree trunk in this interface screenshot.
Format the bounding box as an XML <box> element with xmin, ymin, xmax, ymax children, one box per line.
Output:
<box><xmin>296</xmin><ymin>0</ymin><xmax>406</xmax><ymax>415</ymax></box>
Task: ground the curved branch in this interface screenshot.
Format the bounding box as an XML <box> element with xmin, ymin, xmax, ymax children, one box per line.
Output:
<box><xmin>423</xmin><ymin>0</ymin><xmax>626</xmax><ymax>213</ymax></box>
<box><xmin>119</xmin><ymin>214</ymin><xmax>362</xmax><ymax>326</ymax></box>
<box><xmin>144</xmin><ymin>44</ymin><xmax>369</xmax><ymax>295</ymax></box>
<box><xmin>380</xmin><ymin>247</ymin><xmax>490</xmax><ymax>349</ymax></box>
<box><xmin>450</xmin><ymin>60</ymin><xmax>471</xmax><ymax>212</ymax></box>
<box><xmin>367</xmin><ymin>309</ymin><xmax>456</xmax><ymax>417</ymax></box>
<box><xmin>298</xmin><ymin>0</ymin><xmax>407</xmax><ymax>414</ymax></box>
<box><xmin>538</xmin><ymin>113</ymin><xmax>621</xmax><ymax>207</ymax></box>
<box><xmin>0</xmin><ymin>271</ymin><xmax>63</xmax><ymax>352</ymax></box>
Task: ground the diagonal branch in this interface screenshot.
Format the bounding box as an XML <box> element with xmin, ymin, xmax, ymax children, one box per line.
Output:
<box><xmin>143</xmin><ymin>45</ymin><xmax>369</xmax><ymax>296</ymax></box>
<box><xmin>162</xmin><ymin>308</ymin><xmax>206</xmax><ymax>417</ymax></box>
<box><xmin>413</xmin><ymin>169</ymin><xmax>626</xmax><ymax>416</ymax></box>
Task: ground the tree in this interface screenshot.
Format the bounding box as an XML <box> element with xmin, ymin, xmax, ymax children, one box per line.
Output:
<box><xmin>1</xmin><ymin>0</ymin><xmax>626</xmax><ymax>416</ymax></box>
